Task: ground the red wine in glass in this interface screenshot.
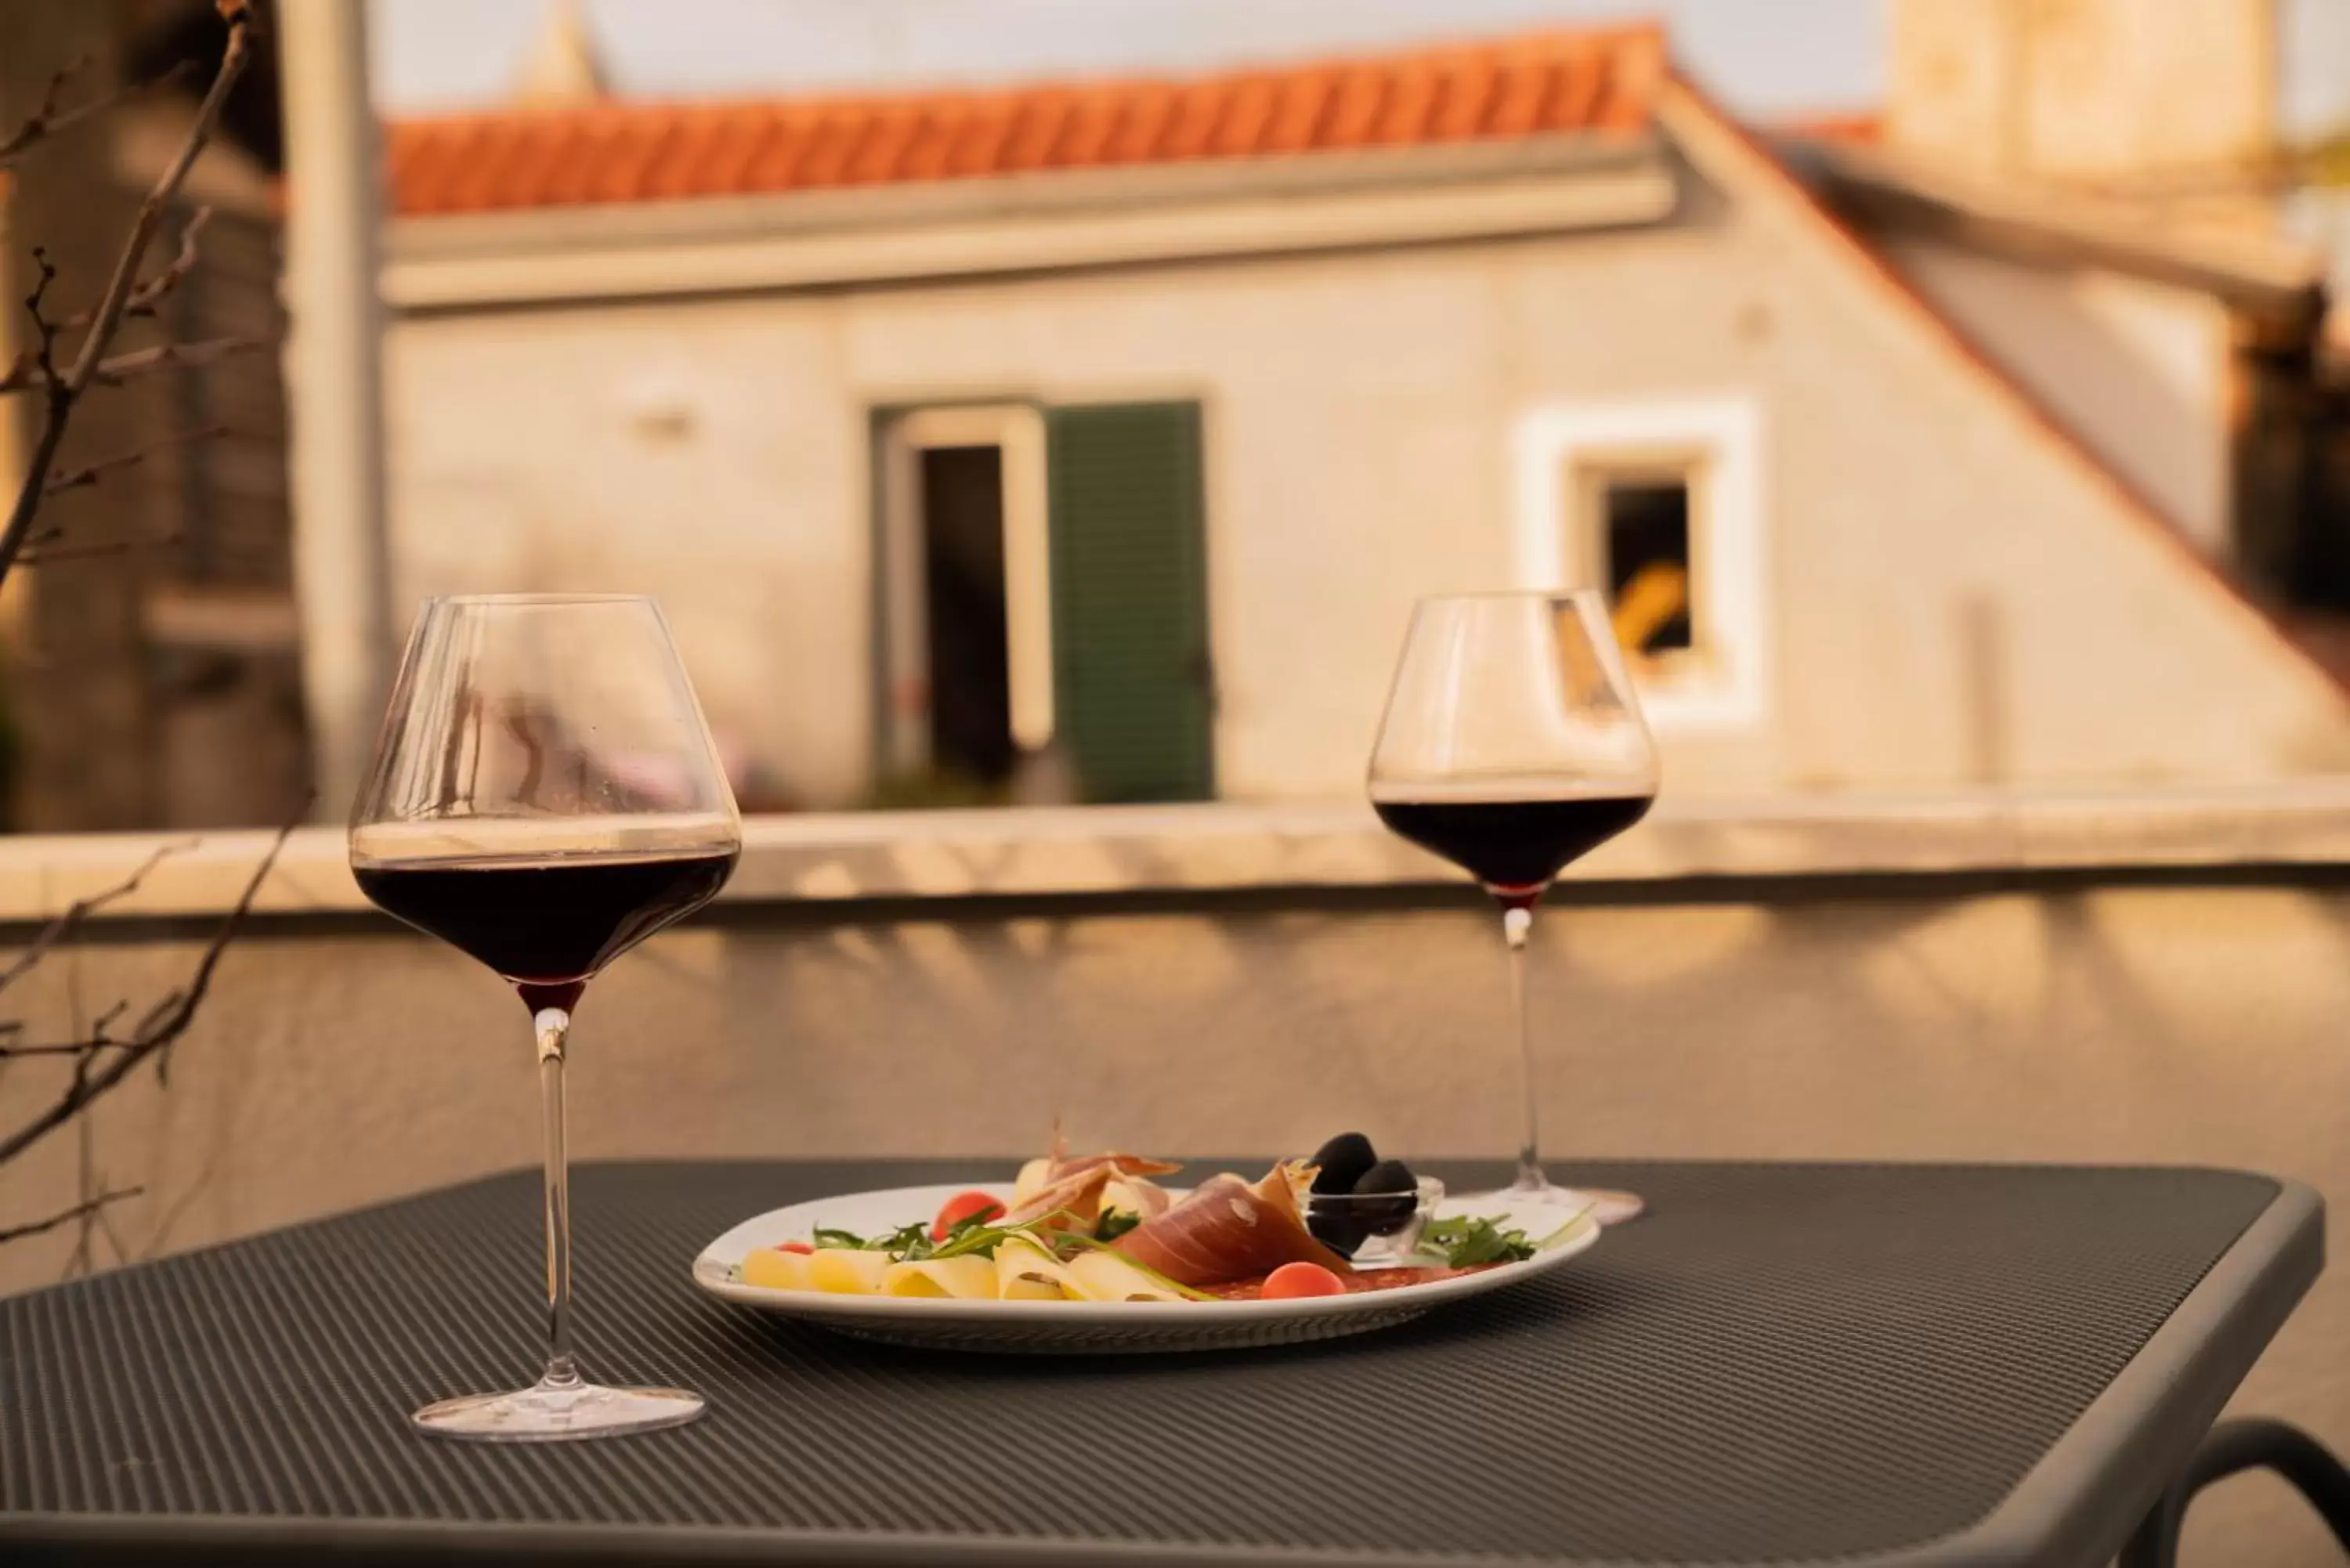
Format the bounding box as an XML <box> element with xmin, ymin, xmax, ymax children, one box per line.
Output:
<box><xmin>1368</xmin><ymin>591</ymin><xmax>1661</xmax><ymax>1226</ymax></box>
<box><xmin>1372</xmin><ymin>794</ymin><xmax>1653</xmax><ymax>909</ymax></box>
<box><xmin>354</xmin><ymin>849</ymin><xmax>739</xmax><ymax>1013</ymax></box>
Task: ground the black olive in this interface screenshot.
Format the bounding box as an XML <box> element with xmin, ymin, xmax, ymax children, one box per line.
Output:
<box><xmin>1307</xmin><ymin>1206</ymin><xmax>1368</xmax><ymax>1257</ymax></box>
<box><xmin>1353</xmin><ymin>1158</ymin><xmax>1419</xmax><ymax>1235</ymax></box>
<box><xmin>1309</xmin><ymin>1132</ymin><xmax>1378</xmax><ymax>1196</ymax></box>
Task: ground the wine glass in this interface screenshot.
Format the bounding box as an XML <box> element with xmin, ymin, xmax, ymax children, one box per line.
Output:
<box><xmin>1368</xmin><ymin>591</ymin><xmax>1659</xmax><ymax>1226</ymax></box>
<box><xmin>349</xmin><ymin>594</ymin><xmax>742</xmax><ymax>1441</ymax></box>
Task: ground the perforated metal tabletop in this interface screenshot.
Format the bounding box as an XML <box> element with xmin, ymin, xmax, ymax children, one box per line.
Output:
<box><xmin>0</xmin><ymin>1160</ymin><xmax>2322</xmax><ymax>1568</ymax></box>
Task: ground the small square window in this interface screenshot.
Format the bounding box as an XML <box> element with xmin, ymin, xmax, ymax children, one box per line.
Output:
<box><xmin>1515</xmin><ymin>398</ymin><xmax>1765</xmax><ymax>731</ymax></box>
<box><xmin>1601</xmin><ymin>479</ymin><xmax>1694</xmax><ymax>656</ymax></box>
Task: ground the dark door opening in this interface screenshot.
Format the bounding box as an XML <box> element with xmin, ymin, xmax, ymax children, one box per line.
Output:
<box><xmin>919</xmin><ymin>445</ymin><xmax>1015</xmax><ymax>785</ymax></box>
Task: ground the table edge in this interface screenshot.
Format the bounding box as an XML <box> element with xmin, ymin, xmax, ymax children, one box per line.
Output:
<box><xmin>0</xmin><ymin>1171</ymin><xmax>2323</xmax><ymax>1568</ymax></box>
<box><xmin>1890</xmin><ymin>1174</ymin><xmax>2324</xmax><ymax>1568</ymax></box>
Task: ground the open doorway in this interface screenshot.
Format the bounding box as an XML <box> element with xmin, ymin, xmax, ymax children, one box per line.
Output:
<box><xmin>876</xmin><ymin>405</ymin><xmax>1057</xmax><ymax>804</ymax></box>
<box><xmin>876</xmin><ymin>399</ymin><xmax>1213</xmax><ymax>807</ymax></box>
<box><xmin>918</xmin><ymin>445</ymin><xmax>1013</xmax><ymax>784</ymax></box>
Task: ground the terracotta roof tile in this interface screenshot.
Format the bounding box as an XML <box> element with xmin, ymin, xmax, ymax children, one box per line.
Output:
<box><xmin>386</xmin><ymin>22</ymin><xmax>1666</xmax><ymax>217</ymax></box>
<box><xmin>1780</xmin><ymin>109</ymin><xmax>1885</xmax><ymax>147</ymax></box>
<box><xmin>1320</xmin><ymin>63</ymin><xmax>1387</xmax><ymax>150</ymax></box>
<box><xmin>1159</xmin><ymin>81</ymin><xmax>1224</xmax><ymax>161</ymax></box>
<box><xmin>1263</xmin><ymin>69</ymin><xmax>1333</xmax><ymax>154</ymax></box>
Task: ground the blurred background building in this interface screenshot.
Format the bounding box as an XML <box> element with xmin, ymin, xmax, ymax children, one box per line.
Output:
<box><xmin>0</xmin><ymin>1</ymin><xmax>301</xmax><ymax>833</ymax></box>
<box><xmin>2</xmin><ymin>0</ymin><xmax>2348</xmax><ymax>824</ymax></box>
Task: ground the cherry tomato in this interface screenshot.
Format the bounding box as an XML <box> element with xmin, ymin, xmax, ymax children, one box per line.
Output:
<box><xmin>1261</xmin><ymin>1262</ymin><xmax>1347</xmax><ymax>1299</ymax></box>
<box><xmin>931</xmin><ymin>1190</ymin><xmax>1007</xmax><ymax>1241</ymax></box>
<box><xmin>779</xmin><ymin>1241</ymin><xmax>814</xmax><ymax>1255</ymax></box>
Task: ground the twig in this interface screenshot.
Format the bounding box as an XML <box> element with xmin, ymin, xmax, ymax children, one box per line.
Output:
<box><xmin>0</xmin><ymin>993</ymin><xmax>141</xmax><ymax>1063</ymax></box>
<box><xmin>0</xmin><ymin>2</ymin><xmax>256</xmax><ymax>583</ymax></box>
<box><xmin>0</xmin><ymin>57</ymin><xmax>194</xmax><ymax>172</ymax></box>
<box><xmin>18</xmin><ymin>248</ymin><xmax>64</xmax><ymax>399</ymax></box>
<box><xmin>123</xmin><ymin>205</ymin><xmax>212</xmax><ymax>321</ymax></box>
<box><xmin>43</xmin><ymin>424</ymin><xmax>228</xmax><ymax>496</ymax></box>
<box><xmin>0</xmin><ymin>1187</ymin><xmax>143</xmax><ymax>1248</ymax></box>
<box><xmin>63</xmin><ymin>207</ymin><xmax>215</xmax><ymax>327</ymax></box>
<box><xmin>0</xmin><ymin>840</ymin><xmax>192</xmax><ymax>1003</ymax></box>
<box><xmin>0</xmin><ymin>56</ymin><xmax>92</xmax><ymax>170</ymax></box>
<box><xmin>17</xmin><ymin>531</ymin><xmax>186</xmax><ymax>567</ymax></box>
<box><xmin>0</xmin><ymin>335</ymin><xmax>263</xmax><ymax>396</ymax></box>
<box><xmin>0</xmin><ymin>805</ymin><xmax>298</xmax><ymax>1170</ymax></box>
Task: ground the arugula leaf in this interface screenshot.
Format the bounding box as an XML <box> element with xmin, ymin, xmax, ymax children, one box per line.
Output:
<box><xmin>812</xmin><ymin>1220</ymin><xmax>934</xmax><ymax>1258</ymax></box>
<box><xmin>1420</xmin><ymin>1215</ymin><xmax>1539</xmax><ymax>1266</ymax></box>
<box><xmin>796</xmin><ymin>1206</ymin><xmax>1196</xmax><ymax>1299</ymax></box>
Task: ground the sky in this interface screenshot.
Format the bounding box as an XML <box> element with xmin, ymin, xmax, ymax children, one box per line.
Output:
<box><xmin>373</xmin><ymin>0</ymin><xmax>2350</xmax><ymax>136</ymax></box>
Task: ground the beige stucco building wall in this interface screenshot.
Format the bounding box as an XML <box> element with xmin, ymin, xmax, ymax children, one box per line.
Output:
<box><xmin>1891</xmin><ymin>0</ymin><xmax>2276</xmax><ymax>182</ymax></box>
<box><xmin>382</xmin><ymin>98</ymin><xmax>2350</xmax><ymax>808</ymax></box>
<box><xmin>1878</xmin><ymin>233</ymin><xmax>2239</xmax><ymax>555</ymax></box>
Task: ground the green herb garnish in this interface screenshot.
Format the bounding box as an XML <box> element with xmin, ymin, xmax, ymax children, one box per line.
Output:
<box><xmin>1420</xmin><ymin>1215</ymin><xmax>1539</xmax><ymax>1266</ymax></box>
<box><xmin>1091</xmin><ymin>1209</ymin><xmax>1141</xmax><ymax>1243</ymax></box>
<box><xmin>813</xmin><ymin>1219</ymin><xmax>936</xmax><ymax>1258</ymax></box>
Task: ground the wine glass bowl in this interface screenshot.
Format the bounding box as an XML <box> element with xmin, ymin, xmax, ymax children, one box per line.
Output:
<box><xmin>350</xmin><ymin>594</ymin><xmax>740</xmax><ymax>1440</ymax></box>
<box><xmin>1368</xmin><ymin>591</ymin><xmax>1659</xmax><ymax>1223</ymax></box>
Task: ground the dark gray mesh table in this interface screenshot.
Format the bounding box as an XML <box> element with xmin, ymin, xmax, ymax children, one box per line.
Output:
<box><xmin>0</xmin><ymin>1160</ymin><xmax>2321</xmax><ymax>1567</ymax></box>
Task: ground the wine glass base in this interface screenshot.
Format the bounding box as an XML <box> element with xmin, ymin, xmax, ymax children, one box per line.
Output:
<box><xmin>412</xmin><ymin>1378</ymin><xmax>705</xmax><ymax>1443</ymax></box>
<box><xmin>1503</xmin><ymin>1176</ymin><xmax>1647</xmax><ymax>1227</ymax></box>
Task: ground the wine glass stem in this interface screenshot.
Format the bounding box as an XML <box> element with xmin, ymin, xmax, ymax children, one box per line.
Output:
<box><xmin>1502</xmin><ymin>905</ymin><xmax>1542</xmax><ymax>1190</ymax></box>
<box><xmin>533</xmin><ymin>1006</ymin><xmax>580</xmax><ymax>1389</ymax></box>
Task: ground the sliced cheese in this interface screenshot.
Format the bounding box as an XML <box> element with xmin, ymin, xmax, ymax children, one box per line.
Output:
<box><xmin>739</xmin><ymin>1247</ymin><xmax>813</xmax><ymax>1291</ymax></box>
<box><xmin>1065</xmin><ymin>1249</ymin><xmax>1185</xmax><ymax>1302</ymax></box>
<box><xmin>808</xmin><ymin>1248</ymin><xmax>895</xmax><ymax>1295</ymax></box>
<box><xmin>883</xmin><ymin>1255</ymin><xmax>999</xmax><ymax>1299</ymax></box>
<box><xmin>994</xmin><ymin>1236</ymin><xmax>1082</xmax><ymax>1300</ymax></box>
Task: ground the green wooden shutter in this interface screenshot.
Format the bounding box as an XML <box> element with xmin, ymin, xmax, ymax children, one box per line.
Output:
<box><xmin>1046</xmin><ymin>402</ymin><xmax>1213</xmax><ymax>802</ymax></box>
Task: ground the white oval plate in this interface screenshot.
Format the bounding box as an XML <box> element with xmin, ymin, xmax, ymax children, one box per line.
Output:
<box><xmin>691</xmin><ymin>1183</ymin><xmax>1600</xmax><ymax>1354</ymax></box>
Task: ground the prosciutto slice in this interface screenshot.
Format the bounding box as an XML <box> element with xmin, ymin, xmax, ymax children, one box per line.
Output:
<box><xmin>1049</xmin><ymin>1152</ymin><xmax>1182</xmax><ymax>1180</ymax></box>
<box><xmin>1000</xmin><ymin>1165</ymin><xmax>1115</xmax><ymax>1229</ymax></box>
<box><xmin>1014</xmin><ymin>1148</ymin><xmax>1182</xmax><ymax>1223</ymax></box>
<box><xmin>1112</xmin><ymin>1165</ymin><xmax>1350</xmax><ymax>1287</ymax></box>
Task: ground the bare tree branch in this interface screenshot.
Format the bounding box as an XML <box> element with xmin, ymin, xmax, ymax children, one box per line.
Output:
<box><xmin>62</xmin><ymin>207</ymin><xmax>215</xmax><ymax>328</ymax></box>
<box><xmin>0</xmin><ymin>1187</ymin><xmax>143</xmax><ymax>1248</ymax></box>
<box><xmin>0</xmin><ymin>807</ymin><xmax>297</xmax><ymax>1170</ymax></box>
<box><xmin>0</xmin><ymin>2</ymin><xmax>258</xmax><ymax>582</ymax></box>
<box><xmin>3</xmin><ymin>996</ymin><xmax>138</xmax><ymax>1060</ymax></box>
<box><xmin>17</xmin><ymin>531</ymin><xmax>186</xmax><ymax>567</ymax></box>
<box><xmin>0</xmin><ymin>56</ymin><xmax>93</xmax><ymax>170</ymax></box>
<box><xmin>0</xmin><ymin>1</ymin><xmax>284</xmax><ymax>1260</ymax></box>
<box><xmin>0</xmin><ymin>840</ymin><xmax>193</xmax><ymax>1004</ymax></box>
<box><xmin>0</xmin><ymin>56</ymin><xmax>194</xmax><ymax>172</ymax></box>
<box><xmin>43</xmin><ymin>423</ymin><xmax>227</xmax><ymax>497</ymax></box>
<box><xmin>16</xmin><ymin>247</ymin><xmax>65</xmax><ymax>394</ymax></box>
<box><xmin>0</xmin><ymin>335</ymin><xmax>263</xmax><ymax>397</ymax></box>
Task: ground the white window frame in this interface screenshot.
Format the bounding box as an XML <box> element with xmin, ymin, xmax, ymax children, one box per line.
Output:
<box><xmin>1510</xmin><ymin>396</ymin><xmax>1768</xmax><ymax>732</ymax></box>
<box><xmin>877</xmin><ymin>404</ymin><xmax>1054</xmax><ymax>775</ymax></box>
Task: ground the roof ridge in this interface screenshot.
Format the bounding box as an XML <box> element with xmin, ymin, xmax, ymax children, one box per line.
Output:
<box><xmin>1658</xmin><ymin>69</ymin><xmax>2350</xmax><ymax>707</ymax></box>
<box><xmin>386</xmin><ymin>20</ymin><xmax>1668</xmax><ymax>133</ymax></box>
<box><xmin>387</xmin><ymin>19</ymin><xmax>1669</xmax><ymax>217</ymax></box>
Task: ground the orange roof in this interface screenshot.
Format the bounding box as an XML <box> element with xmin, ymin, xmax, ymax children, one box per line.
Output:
<box><xmin>1778</xmin><ymin>109</ymin><xmax>1885</xmax><ymax>147</ymax></box>
<box><xmin>386</xmin><ymin>24</ymin><xmax>1667</xmax><ymax>218</ymax></box>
